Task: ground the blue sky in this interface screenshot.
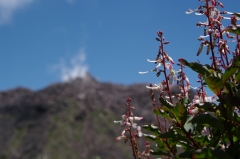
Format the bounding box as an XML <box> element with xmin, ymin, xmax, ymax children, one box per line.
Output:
<box><xmin>1</xmin><ymin>0</ymin><xmax>240</xmax><ymax>91</ymax></box>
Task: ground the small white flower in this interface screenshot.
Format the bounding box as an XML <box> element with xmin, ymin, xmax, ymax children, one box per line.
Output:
<box><xmin>114</xmin><ymin>115</ymin><xmax>128</xmax><ymax>125</ymax></box>
<box><xmin>176</xmin><ymin>144</ymin><xmax>182</xmax><ymax>148</ymax></box>
<box><xmin>186</xmin><ymin>8</ymin><xmax>201</xmax><ymax>14</ymax></box>
<box><xmin>147</xmin><ymin>59</ymin><xmax>158</xmax><ymax>63</ymax></box>
<box><xmin>204</xmin><ymin>95</ymin><xmax>216</xmax><ymax>103</ymax></box>
<box><xmin>199</xmin><ymin>35</ymin><xmax>210</xmax><ymax>39</ymax></box>
<box><xmin>139</xmin><ymin>59</ymin><xmax>163</xmax><ymax>74</ymax></box>
<box><xmin>222</xmin><ymin>12</ymin><xmax>240</xmax><ymax>20</ymax></box>
<box><xmin>138</xmin><ymin>68</ymin><xmax>157</xmax><ymax>74</ymax></box>
<box><xmin>144</xmin><ymin>134</ymin><xmax>156</xmax><ymax>139</ymax></box>
<box><xmin>195</xmin><ymin>12</ymin><xmax>204</xmax><ymax>16</ymax></box>
<box><xmin>134</xmin><ymin>116</ymin><xmax>143</xmax><ymax>120</ymax></box>
<box><xmin>146</xmin><ymin>83</ymin><xmax>164</xmax><ymax>91</ymax></box>
<box><xmin>128</xmin><ymin>116</ymin><xmax>143</xmax><ymax>122</ymax></box>
<box><xmin>126</xmin><ymin>122</ymin><xmax>137</xmax><ymax>129</ymax></box>
<box><xmin>113</xmin><ymin>120</ymin><xmax>123</xmax><ymax>125</ymax></box>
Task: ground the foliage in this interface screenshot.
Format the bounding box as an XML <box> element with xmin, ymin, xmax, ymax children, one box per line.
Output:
<box><xmin>114</xmin><ymin>1</ymin><xmax>240</xmax><ymax>159</ymax></box>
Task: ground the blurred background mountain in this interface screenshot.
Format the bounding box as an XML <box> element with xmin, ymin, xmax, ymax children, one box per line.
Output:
<box><xmin>0</xmin><ymin>74</ymin><xmax>195</xmax><ymax>159</ymax></box>
<box><xmin>0</xmin><ymin>74</ymin><xmax>156</xmax><ymax>159</ymax></box>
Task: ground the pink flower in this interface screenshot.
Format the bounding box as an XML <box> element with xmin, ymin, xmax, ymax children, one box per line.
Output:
<box><xmin>115</xmin><ymin>130</ymin><xmax>127</xmax><ymax>141</ymax></box>
<box><xmin>201</xmin><ymin>127</ymin><xmax>207</xmax><ymax>135</ymax></box>
<box><xmin>188</xmin><ymin>106</ymin><xmax>199</xmax><ymax>115</ymax></box>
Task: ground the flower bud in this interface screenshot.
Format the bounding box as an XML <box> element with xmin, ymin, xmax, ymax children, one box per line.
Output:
<box><xmin>127</xmin><ymin>97</ymin><xmax>131</xmax><ymax>102</ymax></box>
<box><xmin>157</xmin><ymin>31</ymin><xmax>163</xmax><ymax>37</ymax></box>
<box><xmin>163</xmin><ymin>41</ymin><xmax>170</xmax><ymax>45</ymax></box>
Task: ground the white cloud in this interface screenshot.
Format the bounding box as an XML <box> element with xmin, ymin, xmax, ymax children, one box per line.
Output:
<box><xmin>0</xmin><ymin>0</ymin><xmax>33</xmax><ymax>25</ymax></box>
<box><xmin>55</xmin><ymin>48</ymin><xmax>89</xmax><ymax>82</ymax></box>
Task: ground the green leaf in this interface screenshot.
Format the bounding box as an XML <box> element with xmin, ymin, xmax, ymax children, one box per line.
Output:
<box><xmin>182</xmin><ymin>96</ymin><xmax>190</xmax><ymax>105</ymax></box>
<box><xmin>179</xmin><ymin>59</ymin><xmax>211</xmax><ymax>76</ymax></box>
<box><xmin>195</xmin><ymin>102</ymin><xmax>217</xmax><ymax>112</ymax></box>
<box><xmin>208</xmin><ymin>134</ymin><xmax>221</xmax><ymax>148</ymax></box>
<box><xmin>227</xmin><ymin>26</ymin><xmax>240</xmax><ymax>35</ymax></box>
<box><xmin>190</xmin><ymin>114</ymin><xmax>223</xmax><ymax>130</ymax></box>
<box><xmin>222</xmin><ymin>66</ymin><xmax>238</xmax><ymax>85</ymax></box>
<box><xmin>203</xmin><ymin>72</ymin><xmax>223</xmax><ymax>95</ymax></box>
<box><xmin>235</xmin><ymin>70</ymin><xmax>240</xmax><ymax>82</ymax></box>
<box><xmin>159</xmin><ymin>128</ymin><xmax>190</xmax><ymax>144</ymax></box>
<box><xmin>233</xmin><ymin>135</ymin><xmax>238</xmax><ymax>142</ymax></box>
<box><xmin>223</xmin><ymin>56</ymin><xmax>240</xmax><ymax>84</ymax></box>
<box><xmin>155</xmin><ymin>138</ymin><xmax>169</xmax><ymax>151</ymax></box>
<box><xmin>173</xmin><ymin>102</ymin><xmax>188</xmax><ymax>124</ymax></box>
<box><xmin>178</xmin><ymin>58</ymin><xmax>189</xmax><ymax>66</ymax></box>
<box><xmin>233</xmin><ymin>112</ymin><xmax>240</xmax><ymax>139</ymax></box>
<box><xmin>159</xmin><ymin>129</ymin><xmax>176</xmax><ymax>138</ymax></box>
<box><xmin>159</xmin><ymin>97</ymin><xmax>174</xmax><ymax>110</ymax></box>
<box><xmin>178</xmin><ymin>150</ymin><xmax>194</xmax><ymax>158</ymax></box>
<box><xmin>232</xmin><ymin>56</ymin><xmax>240</xmax><ymax>67</ymax></box>
<box><xmin>184</xmin><ymin>115</ymin><xmax>195</xmax><ymax>133</ymax></box>
<box><xmin>150</xmin><ymin>149</ymin><xmax>172</xmax><ymax>157</ymax></box>
<box><xmin>226</xmin><ymin>140</ymin><xmax>240</xmax><ymax>158</ymax></box>
<box><xmin>192</xmin><ymin>135</ymin><xmax>211</xmax><ymax>146</ymax></box>
<box><xmin>158</xmin><ymin>97</ymin><xmax>176</xmax><ymax>121</ymax></box>
<box><xmin>142</xmin><ymin>124</ymin><xmax>160</xmax><ymax>136</ymax></box>
<box><xmin>143</xmin><ymin>134</ymin><xmax>158</xmax><ymax>142</ymax></box>
<box><xmin>179</xmin><ymin>58</ymin><xmax>223</xmax><ymax>95</ymax></box>
<box><xmin>158</xmin><ymin>98</ymin><xmax>188</xmax><ymax>124</ymax></box>
<box><xmin>233</xmin><ymin>112</ymin><xmax>240</xmax><ymax>123</ymax></box>
<box><xmin>153</xmin><ymin>108</ymin><xmax>173</xmax><ymax>122</ymax></box>
<box><xmin>192</xmin><ymin>147</ymin><xmax>233</xmax><ymax>159</ymax></box>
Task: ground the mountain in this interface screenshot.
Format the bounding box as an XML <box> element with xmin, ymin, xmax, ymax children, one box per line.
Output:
<box><xmin>0</xmin><ymin>74</ymin><xmax>194</xmax><ymax>159</ymax></box>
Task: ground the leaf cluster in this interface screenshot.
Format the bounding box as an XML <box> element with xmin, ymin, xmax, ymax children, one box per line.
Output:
<box><xmin>142</xmin><ymin>58</ymin><xmax>240</xmax><ymax>158</ymax></box>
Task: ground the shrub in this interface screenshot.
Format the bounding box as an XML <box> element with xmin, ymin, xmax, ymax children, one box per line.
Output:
<box><xmin>114</xmin><ymin>1</ymin><xmax>240</xmax><ymax>158</ymax></box>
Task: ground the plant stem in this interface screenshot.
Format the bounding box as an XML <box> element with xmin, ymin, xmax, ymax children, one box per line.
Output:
<box><xmin>206</xmin><ymin>0</ymin><xmax>217</xmax><ymax>70</ymax></box>
<box><xmin>219</xmin><ymin>98</ymin><xmax>234</xmax><ymax>146</ymax></box>
<box><xmin>127</xmin><ymin>99</ymin><xmax>138</xmax><ymax>159</ymax></box>
<box><xmin>149</xmin><ymin>84</ymin><xmax>162</xmax><ymax>133</ymax></box>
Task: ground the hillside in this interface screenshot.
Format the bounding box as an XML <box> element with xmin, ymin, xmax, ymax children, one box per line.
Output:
<box><xmin>0</xmin><ymin>75</ymin><xmax>194</xmax><ymax>159</ymax></box>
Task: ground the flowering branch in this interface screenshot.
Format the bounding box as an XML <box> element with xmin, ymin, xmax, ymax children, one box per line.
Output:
<box><xmin>115</xmin><ymin>1</ymin><xmax>240</xmax><ymax>158</ymax></box>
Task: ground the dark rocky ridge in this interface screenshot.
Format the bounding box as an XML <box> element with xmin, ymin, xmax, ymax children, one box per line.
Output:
<box><xmin>0</xmin><ymin>75</ymin><xmax>194</xmax><ymax>159</ymax></box>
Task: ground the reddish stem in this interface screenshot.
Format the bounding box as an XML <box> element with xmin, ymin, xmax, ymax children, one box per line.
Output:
<box><xmin>149</xmin><ymin>83</ymin><xmax>162</xmax><ymax>133</ymax></box>
<box><xmin>206</xmin><ymin>0</ymin><xmax>217</xmax><ymax>70</ymax></box>
<box><xmin>126</xmin><ymin>98</ymin><xmax>138</xmax><ymax>159</ymax></box>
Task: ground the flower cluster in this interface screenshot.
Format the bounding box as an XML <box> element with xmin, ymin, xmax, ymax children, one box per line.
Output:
<box><xmin>114</xmin><ymin>115</ymin><xmax>143</xmax><ymax>140</ymax></box>
<box><xmin>187</xmin><ymin>0</ymin><xmax>240</xmax><ymax>71</ymax></box>
<box><xmin>114</xmin><ymin>97</ymin><xmax>144</xmax><ymax>158</ymax></box>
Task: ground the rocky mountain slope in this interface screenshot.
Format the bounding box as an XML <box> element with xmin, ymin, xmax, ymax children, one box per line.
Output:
<box><xmin>0</xmin><ymin>75</ymin><xmax>194</xmax><ymax>159</ymax></box>
<box><xmin>0</xmin><ymin>75</ymin><xmax>153</xmax><ymax>159</ymax></box>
